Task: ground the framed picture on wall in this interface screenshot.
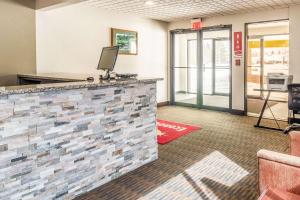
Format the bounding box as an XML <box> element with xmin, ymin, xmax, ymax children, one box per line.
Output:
<box><xmin>111</xmin><ymin>28</ymin><xmax>138</xmax><ymax>55</ymax></box>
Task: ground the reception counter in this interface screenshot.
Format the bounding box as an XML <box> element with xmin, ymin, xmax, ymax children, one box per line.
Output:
<box><xmin>0</xmin><ymin>73</ymin><xmax>161</xmax><ymax>200</ymax></box>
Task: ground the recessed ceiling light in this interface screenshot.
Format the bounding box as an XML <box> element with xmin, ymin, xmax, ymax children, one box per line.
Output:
<box><xmin>145</xmin><ymin>1</ymin><xmax>155</xmax><ymax>6</ymax></box>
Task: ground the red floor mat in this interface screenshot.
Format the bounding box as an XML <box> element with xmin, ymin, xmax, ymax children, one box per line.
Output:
<box><xmin>157</xmin><ymin>119</ymin><xmax>201</xmax><ymax>144</ymax></box>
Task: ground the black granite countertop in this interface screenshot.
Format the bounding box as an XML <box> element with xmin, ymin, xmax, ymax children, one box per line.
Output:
<box><xmin>0</xmin><ymin>73</ymin><xmax>163</xmax><ymax>95</ymax></box>
<box><xmin>17</xmin><ymin>73</ymin><xmax>88</xmax><ymax>82</ymax></box>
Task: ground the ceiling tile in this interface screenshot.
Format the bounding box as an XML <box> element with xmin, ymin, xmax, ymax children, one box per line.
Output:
<box><xmin>80</xmin><ymin>0</ymin><xmax>300</xmax><ymax>22</ymax></box>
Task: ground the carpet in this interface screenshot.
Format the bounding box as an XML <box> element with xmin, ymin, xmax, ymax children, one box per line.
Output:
<box><xmin>157</xmin><ymin>119</ymin><xmax>201</xmax><ymax>144</ymax></box>
<box><xmin>247</xmin><ymin>98</ymin><xmax>277</xmax><ymax>114</ymax></box>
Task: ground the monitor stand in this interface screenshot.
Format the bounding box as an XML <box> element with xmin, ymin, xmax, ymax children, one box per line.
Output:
<box><xmin>100</xmin><ymin>70</ymin><xmax>113</xmax><ymax>80</ymax></box>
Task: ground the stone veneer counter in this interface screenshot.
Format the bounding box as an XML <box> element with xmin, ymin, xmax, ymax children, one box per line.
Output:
<box><xmin>0</xmin><ymin>74</ymin><xmax>161</xmax><ymax>200</ymax></box>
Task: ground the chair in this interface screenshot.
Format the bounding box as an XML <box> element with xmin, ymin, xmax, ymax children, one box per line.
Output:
<box><xmin>257</xmin><ymin>131</ymin><xmax>300</xmax><ymax>200</ymax></box>
<box><xmin>284</xmin><ymin>84</ymin><xmax>300</xmax><ymax>134</ymax></box>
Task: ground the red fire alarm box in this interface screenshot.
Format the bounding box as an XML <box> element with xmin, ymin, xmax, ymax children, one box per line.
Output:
<box><xmin>235</xmin><ymin>59</ymin><xmax>241</xmax><ymax>66</ymax></box>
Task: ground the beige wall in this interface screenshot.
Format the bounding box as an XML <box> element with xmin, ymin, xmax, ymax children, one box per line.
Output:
<box><xmin>36</xmin><ymin>4</ymin><xmax>168</xmax><ymax>102</ymax></box>
<box><xmin>168</xmin><ymin>8</ymin><xmax>294</xmax><ymax>111</ymax></box>
<box><xmin>0</xmin><ymin>0</ymin><xmax>36</xmax><ymax>86</ymax></box>
<box><xmin>289</xmin><ymin>5</ymin><xmax>300</xmax><ymax>82</ymax></box>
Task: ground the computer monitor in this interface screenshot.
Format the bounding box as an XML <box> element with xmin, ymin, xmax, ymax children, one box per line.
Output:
<box><xmin>97</xmin><ymin>46</ymin><xmax>119</xmax><ymax>72</ymax></box>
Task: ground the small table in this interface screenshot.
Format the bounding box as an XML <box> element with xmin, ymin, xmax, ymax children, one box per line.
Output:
<box><xmin>253</xmin><ymin>89</ymin><xmax>287</xmax><ymax>131</ymax></box>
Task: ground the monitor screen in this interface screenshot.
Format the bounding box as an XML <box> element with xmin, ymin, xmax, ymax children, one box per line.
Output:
<box><xmin>97</xmin><ymin>46</ymin><xmax>119</xmax><ymax>71</ymax></box>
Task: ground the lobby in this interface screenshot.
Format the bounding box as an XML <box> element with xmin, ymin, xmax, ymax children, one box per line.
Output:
<box><xmin>1</xmin><ymin>0</ymin><xmax>300</xmax><ymax>199</ymax></box>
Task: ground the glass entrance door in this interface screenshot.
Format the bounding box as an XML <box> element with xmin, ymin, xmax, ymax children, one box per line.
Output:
<box><xmin>187</xmin><ymin>39</ymin><xmax>197</xmax><ymax>94</ymax></box>
<box><xmin>172</xmin><ymin>32</ymin><xmax>198</xmax><ymax>105</ymax></box>
<box><xmin>215</xmin><ymin>39</ymin><xmax>230</xmax><ymax>95</ymax></box>
<box><xmin>202</xmin><ymin>29</ymin><xmax>231</xmax><ymax>109</ymax></box>
<box><xmin>171</xmin><ymin>27</ymin><xmax>232</xmax><ymax>111</ymax></box>
<box><xmin>202</xmin><ymin>39</ymin><xmax>213</xmax><ymax>95</ymax></box>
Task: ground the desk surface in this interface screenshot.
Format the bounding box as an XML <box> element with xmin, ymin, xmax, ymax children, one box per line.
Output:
<box><xmin>253</xmin><ymin>88</ymin><xmax>288</xmax><ymax>92</ymax></box>
<box><xmin>0</xmin><ymin>73</ymin><xmax>163</xmax><ymax>95</ymax></box>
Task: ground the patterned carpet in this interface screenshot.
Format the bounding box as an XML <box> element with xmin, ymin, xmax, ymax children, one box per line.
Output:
<box><xmin>76</xmin><ymin>106</ymin><xmax>289</xmax><ymax>200</ymax></box>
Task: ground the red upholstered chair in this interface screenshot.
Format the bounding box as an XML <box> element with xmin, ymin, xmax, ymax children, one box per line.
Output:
<box><xmin>257</xmin><ymin>131</ymin><xmax>300</xmax><ymax>200</ymax></box>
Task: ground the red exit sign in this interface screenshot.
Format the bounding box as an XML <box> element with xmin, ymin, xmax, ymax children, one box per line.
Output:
<box><xmin>191</xmin><ymin>18</ymin><xmax>202</xmax><ymax>30</ymax></box>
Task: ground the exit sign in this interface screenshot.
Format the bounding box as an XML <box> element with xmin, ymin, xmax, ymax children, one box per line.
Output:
<box><xmin>191</xmin><ymin>18</ymin><xmax>202</xmax><ymax>30</ymax></box>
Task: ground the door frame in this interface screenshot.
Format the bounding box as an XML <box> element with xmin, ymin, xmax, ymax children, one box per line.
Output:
<box><xmin>244</xmin><ymin>19</ymin><xmax>289</xmax><ymax>114</ymax></box>
<box><xmin>170</xmin><ymin>25</ymin><xmax>233</xmax><ymax>112</ymax></box>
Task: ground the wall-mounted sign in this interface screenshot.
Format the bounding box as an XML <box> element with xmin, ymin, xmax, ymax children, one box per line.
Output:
<box><xmin>234</xmin><ymin>32</ymin><xmax>242</xmax><ymax>57</ymax></box>
<box><xmin>191</xmin><ymin>18</ymin><xmax>202</xmax><ymax>30</ymax></box>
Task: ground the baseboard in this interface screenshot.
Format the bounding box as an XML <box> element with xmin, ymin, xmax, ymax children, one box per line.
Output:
<box><xmin>230</xmin><ymin>109</ymin><xmax>246</xmax><ymax>116</ymax></box>
<box><xmin>157</xmin><ymin>102</ymin><xmax>245</xmax><ymax>115</ymax></box>
<box><xmin>157</xmin><ymin>101</ymin><xmax>170</xmax><ymax>107</ymax></box>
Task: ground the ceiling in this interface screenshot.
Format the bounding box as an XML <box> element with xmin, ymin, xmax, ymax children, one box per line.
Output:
<box><xmin>36</xmin><ymin>0</ymin><xmax>86</xmax><ymax>10</ymax></box>
<box><xmin>80</xmin><ymin>0</ymin><xmax>300</xmax><ymax>22</ymax></box>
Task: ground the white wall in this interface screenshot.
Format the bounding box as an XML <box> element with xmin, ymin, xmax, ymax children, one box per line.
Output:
<box><xmin>36</xmin><ymin>3</ymin><xmax>168</xmax><ymax>102</ymax></box>
<box><xmin>169</xmin><ymin>8</ymin><xmax>293</xmax><ymax>111</ymax></box>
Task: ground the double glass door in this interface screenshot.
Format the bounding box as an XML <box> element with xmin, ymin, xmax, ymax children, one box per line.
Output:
<box><xmin>171</xmin><ymin>28</ymin><xmax>231</xmax><ymax>110</ymax></box>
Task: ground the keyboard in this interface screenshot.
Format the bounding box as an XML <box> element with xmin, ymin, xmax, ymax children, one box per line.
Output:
<box><xmin>116</xmin><ymin>73</ymin><xmax>138</xmax><ymax>79</ymax></box>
